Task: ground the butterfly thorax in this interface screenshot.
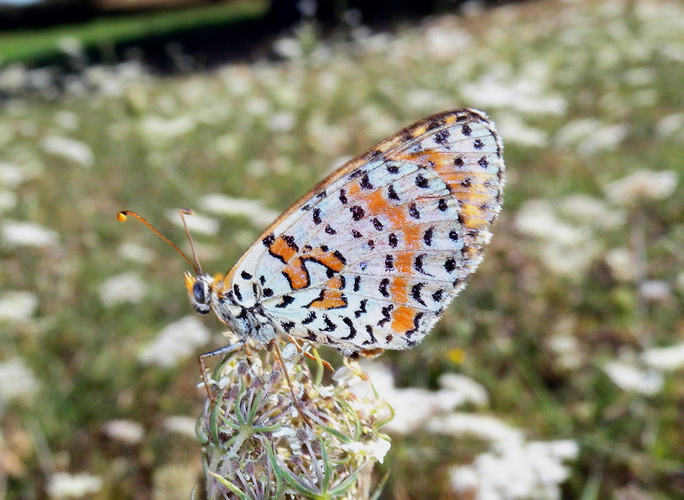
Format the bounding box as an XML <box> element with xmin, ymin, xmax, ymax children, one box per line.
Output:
<box><xmin>185</xmin><ymin>272</ymin><xmax>277</xmax><ymax>344</ymax></box>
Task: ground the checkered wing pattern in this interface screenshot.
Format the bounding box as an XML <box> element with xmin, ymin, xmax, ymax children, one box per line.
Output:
<box><xmin>222</xmin><ymin>109</ymin><xmax>505</xmax><ymax>355</ymax></box>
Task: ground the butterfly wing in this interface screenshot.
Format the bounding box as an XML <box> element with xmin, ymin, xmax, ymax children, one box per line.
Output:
<box><xmin>222</xmin><ymin>109</ymin><xmax>504</xmax><ymax>355</ymax></box>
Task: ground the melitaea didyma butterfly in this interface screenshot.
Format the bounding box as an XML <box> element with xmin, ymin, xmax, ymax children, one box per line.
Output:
<box><xmin>119</xmin><ymin>108</ymin><xmax>504</xmax><ymax>384</ymax></box>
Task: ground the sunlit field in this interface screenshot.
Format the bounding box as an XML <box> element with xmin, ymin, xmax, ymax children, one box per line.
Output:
<box><xmin>1</xmin><ymin>0</ymin><xmax>683</xmax><ymax>498</ymax></box>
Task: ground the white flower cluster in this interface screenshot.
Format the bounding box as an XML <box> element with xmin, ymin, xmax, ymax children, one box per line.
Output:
<box><xmin>514</xmin><ymin>196</ymin><xmax>623</xmax><ymax>279</ymax></box>
<box><xmin>47</xmin><ymin>472</ymin><xmax>102</xmax><ymax>498</ymax></box>
<box><xmin>604</xmin><ymin>342</ymin><xmax>684</xmax><ymax>396</ymax></box>
<box><xmin>355</xmin><ymin>362</ymin><xmax>578</xmax><ymax>499</ymax></box>
<box><xmin>449</xmin><ymin>439</ymin><xmax>579</xmax><ymax>500</ymax></box>
<box><xmin>138</xmin><ymin>316</ymin><xmax>210</xmax><ymax>367</ymax></box>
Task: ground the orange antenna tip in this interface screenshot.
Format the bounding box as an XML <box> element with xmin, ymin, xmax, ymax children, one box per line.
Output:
<box><xmin>116</xmin><ymin>209</ymin><xmax>200</xmax><ymax>275</ymax></box>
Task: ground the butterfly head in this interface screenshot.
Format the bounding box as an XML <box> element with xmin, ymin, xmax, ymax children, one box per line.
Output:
<box><xmin>118</xmin><ymin>209</ymin><xmax>213</xmax><ymax>315</ymax></box>
<box><xmin>185</xmin><ymin>272</ymin><xmax>213</xmax><ymax>315</ymax></box>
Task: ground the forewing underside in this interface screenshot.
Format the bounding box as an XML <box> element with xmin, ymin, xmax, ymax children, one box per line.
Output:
<box><xmin>225</xmin><ymin>108</ymin><xmax>504</xmax><ymax>354</ymax></box>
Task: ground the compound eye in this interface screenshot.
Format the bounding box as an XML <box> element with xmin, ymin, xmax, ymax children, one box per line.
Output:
<box><xmin>192</xmin><ymin>281</ymin><xmax>206</xmax><ymax>304</ymax></box>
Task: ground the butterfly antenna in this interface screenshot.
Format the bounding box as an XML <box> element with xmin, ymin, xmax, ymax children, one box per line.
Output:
<box><xmin>178</xmin><ymin>209</ymin><xmax>204</xmax><ymax>276</ymax></box>
<box><xmin>117</xmin><ymin>210</ymin><xmax>200</xmax><ymax>275</ymax></box>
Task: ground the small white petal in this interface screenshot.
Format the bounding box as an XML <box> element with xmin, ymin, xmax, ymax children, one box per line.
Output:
<box><xmin>1</xmin><ymin>221</ymin><xmax>59</xmax><ymax>249</ymax></box>
<box><xmin>0</xmin><ymin>291</ymin><xmax>38</xmax><ymax>322</ymax></box>
<box><xmin>98</xmin><ymin>272</ymin><xmax>148</xmax><ymax>307</ymax></box>
<box><xmin>103</xmin><ymin>419</ymin><xmax>145</xmax><ymax>445</ymax></box>
<box><xmin>41</xmin><ymin>136</ymin><xmax>94</xmax><ymax>168</ymax></box>
<box><xmin>47</xmin><ymin>472</ymin><xmax>102</xmax><ymax>498</ymax></box>
<box><xmin>139</xmin><ymin>316</ymin><xmax>211</xmax><ymax>367</ymax></box>
<box><xmin>0</xmin><ymin>357</ymin><xmax>39</xmax><ymax>406</ymax></box>
<box><xmin>642</xmin><ymin>343</ymin><xmax>684</xmax><ymax>371</ymax></box>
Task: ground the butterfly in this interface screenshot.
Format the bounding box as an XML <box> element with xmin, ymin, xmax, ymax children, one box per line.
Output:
<box><xmin>120</xmin><ymin>108</ymin><xmax>504</xmax><ymax>379</ymax></box>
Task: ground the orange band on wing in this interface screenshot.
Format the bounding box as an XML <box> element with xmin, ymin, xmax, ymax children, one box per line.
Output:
<box><xmin>391</xmin><ymin>305</ymin><xmax>419</xmax><ymax>333</ymax></box>
<box><xmin>269</xmin><ymin>236</ymin><xmax>298</xmax><ymax>263</ymax></box>
<box><xmin>282</xmin><ymin>258</ymin><xmax>309</xmax><ymax>290</ymax></box>
<box><xmin>308</xmin><ymin>289</ymin><xmax>347</xmax><ymax>309</ymax></box>
<box><xmin>395</xmin><ymin>252</ymin><xmax>414</xmax><ymax>274</ymax></box>
<box><xmin>390</xmin><ymin>276</ymin><xmax>408</xmax><ymax>304</ymax></box>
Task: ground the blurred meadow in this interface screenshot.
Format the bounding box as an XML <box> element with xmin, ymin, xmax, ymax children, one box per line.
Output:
<box><xmin>1</xmin><ymin>0</ymin><xmax>684</xmax><ymax>498</ymax></box>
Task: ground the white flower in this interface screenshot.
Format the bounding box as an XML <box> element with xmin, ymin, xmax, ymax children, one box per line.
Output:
<box><xmin>424</xmin><ymin>24</ymin><xmax>473</xmax><ymax>61</ymax></box>
<box><xmin>514</xmin><ymin>200</ymin><xmax>601</xmax><ymax>278</ymax></box>
<box><xmin>558</xmin><ymin>195</ymin><xmax>624</xmax><ymax>230</ymax></box>
<box><xmin>556</xmin><ymin>119</ymin><xmax>628</xmax><ymax>156</ymax></box>
<box><xmin>604</xmin><ymin>170</ymin><xmax>678</xmax><ymax>206</ymax></box>
<box><xmin>437</xmin><ymin>373</ymin><xmax>489</xmax><ymax>407</ymax></box>
<box><xmin>54</xmin><ymin>110</ymin><xmax>80</xmax><ymax>130</ymax></box>
<box><xmin>166</xmin><ymin>210</ymin><xmax>219</xmax><ymax>236</ymax></box>
<box><xmin>197</xmin><ymin>194</ymin><xmax>279</xmax><ymax>228</ymax></box>
<box><xmin>0</xmin><ymin>162</ymin><xmax>38</xmax><ymax>188</ymax></box>
<box><xmin>0</xmin><ymin>291</ymin><xmax>38</xmax><ymax>323</ymax></box>
<box><xmin>47</xmin><ymin>472</ymin><xmax>102</xmax><ymax>498</ymax></box>
<box><xmin>0</xmin><ymin>357</ymin><xmax>39</xmax><ymax>408</ymax></box>
<box><xmin>449</xmin><ymin>439</ymin><xmax>578</xmax><ymax>500</ymax></box>
<box><xmin>117</xmin><ymin>242</ymin><xmax>155</xmax><ymax>264</ymax></box>
<box><xmin>103</xmin><ymin>419</ymin><xmax>144</xmax><ymax>445</ymax></box>
<box><xmin>366</xmin><ymin>438</ymin><xmax>392</xmax><ymax>463</ymax></box>
<box><xmin>655</xmin><ymin>113</ymin><xmax>684</xmax><ymax>138</ymax></box>
<box><xmin>359</xmin><ymin>363</ymin><xmax>485</xmax><ymax>434</ymax></box>
<box><xmin>138</xmin><ymin>316</ymin><xmax>210</xmax><ymax>367</ymax></box>
<box><xmin>41</xmin><ymin>136</ymin><xmax>94</xmax><ymax>168</ymax></box>
<box><xmin>427</xmin><ymin>413</ymin><xmax>522</xmax><ymax>443</ymax></box>
<box><xmin>605</xmin><ymin>248</ymin><xmax>635</xmax><ymax>282</ymax></box>
<box><xmin>0</xmin><ymin>64</ymin><xmax>28</xmax><ymax>92</ymax></box>
<box><xmin>496</xmin><ymin>113</ymin><xmax>549</xmax><ymax>148</ymax></box>
<box><xmin>460</xmin><ymin>77</ymin><xmax>566</xmax><ymax>116</ymax></box>
<box><xmin>57</xmin><ymin>37</ymin><xmax>84</xmax><ymax>58</ymax></box>
<box><xmin>640</xmin><ymin>280</ymin><xmax>671</xmax><ymax>302</ymax></box>
<box><xmin>269</xmin><ymin>111</ymin><xmax>296</xmax><ymax>132</ymax></box>
<box><xmin>339</xmin><ymin>438</ymin><xmax>392</xmax><ymax>464</ymax></box>
<box><xmin>139</xmin><ymin>116</ymin><xmax>196</xmax><ymax>145</ymax></box>
<box><xmin>1</xmin><ymin>221</ymin><xmax>59</xmax><ymax>249</ymax></box>
<box><xmin>273</xmin><ymin>37</ymin><xmax>302</xmax><ymax>59</ymax></box>
<box><xmin>548</xmin><ymin>332</ymin><xmax>583</xmax><ymax>371</ymax></box>
<box><xmin>214</xmin><ymin>133</ymin><xmax>240</xmax><ymax>157</ymax></box>
<box><xmin>604</xmin><ymin>359</ymin><xmax>663</xmax><ymax>395</ymax></box>
<box><xmin>163</xmin><ymin>416</ymin><xmax>197</xmax><ymax>437</ymax></box>
<box><xmin>642</xmin><ymin>343</ymin><xmax>684</xmax><ymax>372</ymax></box>
<box><xmin>98</xmin><ymin>272</ymin><xmax>148</xmax><ymax>307</ymax></box>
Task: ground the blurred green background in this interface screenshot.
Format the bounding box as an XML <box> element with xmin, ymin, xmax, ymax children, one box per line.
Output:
<box><xmin>1</xmin><ymin>0</ymin><xmax>683</xmax><ymax>498</ymax></box>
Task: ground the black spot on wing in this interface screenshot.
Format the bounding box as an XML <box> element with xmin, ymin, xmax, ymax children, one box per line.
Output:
<box><xmin>379</xmin><ymin>278</ymin><xmax>390</xmax><ymax>297</ymax></box>
<box><xmin>354</xmin><ymin>299</ymin><xmax>368</xmax><ymax>318</ymax></box>
<box><xmin>262</xmin><ymin>233</ymin><xmax>275</xmax><ymax>247</ymax></box>
<box><xmin>341</xmin><ymin>318</ymin><xmax>357</xmax><ymax>340</ymax></box>
<box><xmin>322</xmin><ymin>315</ymin><xmax>337</xmax><ymax>332</ymax></box>
<box><xmin>351</xmin><ymin>205</ymin><xmax>365</xmax><ymax>221</ymax></box>
<box><xmin>378</xmin><ymin>304</ymin><xmax>394</xmax><ymax>327</ymax></box>
<box><xmin>274</xmin><ymin>295</ymin><xmax>294</xmax><ymax>308</ymax></box>
<box><xmin>353</xmin><ymin>276</ymin><xmax>361</xmax><ymax>292</ymax></box>
<box><xmin>411</xmin><ymin>283</ymin><xmax>426</xmax><ymax>306</ymax></box>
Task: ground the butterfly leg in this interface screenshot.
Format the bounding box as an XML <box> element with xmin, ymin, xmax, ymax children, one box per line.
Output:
<box><xmin>286</xmin><ymin>334</ymin><xmax>334</xmax><ymax>372</ymax></box>
<box><xmin>198</xmin><ymin>341</ymin><xmax>245</xmax><ymax>403</ymax></box>
<box><xmin>269</xmin><ymin>339</ymin><xmax>313</xmax><ymax>427</ymax></box>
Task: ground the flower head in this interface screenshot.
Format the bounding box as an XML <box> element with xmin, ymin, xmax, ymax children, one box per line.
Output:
<box><xmin>198</xmin><ymin>343</ymin><xmax>391</xmax><ymax>499</ymax></box>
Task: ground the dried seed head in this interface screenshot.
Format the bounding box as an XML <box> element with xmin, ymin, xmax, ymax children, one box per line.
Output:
<box><xmin>198</xmin><ymin>341</ymin><xmax>392</xmax><ymax>499</ymax></box>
